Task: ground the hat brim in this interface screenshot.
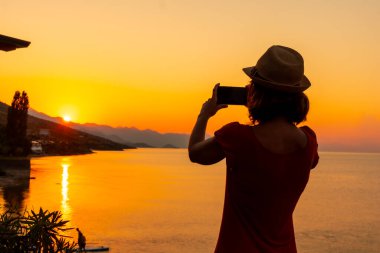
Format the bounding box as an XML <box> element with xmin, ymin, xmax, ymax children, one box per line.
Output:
<box><xmin>243</xmin><ymin>66</ymin><xmax>311</xmax><ymax>93</ymax></box>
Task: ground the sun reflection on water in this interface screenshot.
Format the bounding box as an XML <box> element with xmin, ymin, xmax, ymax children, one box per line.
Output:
<box><xmin>61</xmin><ymin>159</ymin><xmax>72</xmax><ymax>223</ymax></box>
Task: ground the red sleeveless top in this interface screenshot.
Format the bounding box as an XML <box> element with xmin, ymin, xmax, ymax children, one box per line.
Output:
<box><xmin>214</xmin><ymin>122</ymin><xmax>319</xmax><ymax>253</ymax></box>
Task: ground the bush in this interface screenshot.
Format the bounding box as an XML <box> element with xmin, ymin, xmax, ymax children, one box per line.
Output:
<box><xmin>0</xmin><ymin>206</ymin><xmax>77</xmax><ymax>252</ymax></box>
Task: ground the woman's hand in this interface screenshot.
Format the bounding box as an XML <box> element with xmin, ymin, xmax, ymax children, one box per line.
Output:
<box><xmin>198</xmin><ymin>83</ymin><xmax>228</xmax><ymax>119</ymax></box>
<box><xmin>189</xmin><ymin>83</ymin><xmax>227</xmax><ymax>165</ymax></box>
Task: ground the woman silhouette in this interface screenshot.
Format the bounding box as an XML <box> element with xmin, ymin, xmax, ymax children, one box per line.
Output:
<box><xmin>188</xmin><ymin>45</ymin><xmax>319</xmax><ymax>253</ymax></box>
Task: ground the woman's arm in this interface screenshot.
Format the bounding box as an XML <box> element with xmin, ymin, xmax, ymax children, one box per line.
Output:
<box><xmin>188</xmin><ymin>84</ymin><xmax>228</xmax><ymax>165</ymax></box>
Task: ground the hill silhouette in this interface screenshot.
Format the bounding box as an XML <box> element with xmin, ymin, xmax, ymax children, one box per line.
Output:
<box><xmin>0</xmin><ymin>102</ymin><xmax>132</xmax><ymax>155</ymax></box>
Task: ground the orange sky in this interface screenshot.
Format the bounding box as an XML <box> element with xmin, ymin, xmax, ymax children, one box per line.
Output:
<box><xmin>1</xmin><ymin>1</ymin><xmax>379</xmax><ymax>143</ymax></box>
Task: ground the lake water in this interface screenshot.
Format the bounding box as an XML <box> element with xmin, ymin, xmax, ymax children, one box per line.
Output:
<box><xmin>0</xmin><ymin>149</ymin><xmax>379</xmax><ymax>252</ymax></box>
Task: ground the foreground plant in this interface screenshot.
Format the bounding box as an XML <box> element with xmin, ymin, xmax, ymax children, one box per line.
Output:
<box><xmin>0</xmin><ymin>206</ymin><xmax>77</xmax><ymax>253</ymax></box>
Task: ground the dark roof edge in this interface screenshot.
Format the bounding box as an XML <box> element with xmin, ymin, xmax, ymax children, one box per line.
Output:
<box><xmin>0</xmin><ymin>34</ymin><xmax>31</xmax><ymax>51</ymax></box>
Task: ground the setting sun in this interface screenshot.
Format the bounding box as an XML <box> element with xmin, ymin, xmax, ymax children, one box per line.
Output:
<box><xmin>63</xmin><ymin>115</ymin><xmax>71</xmax><ymax>122</ymax></box>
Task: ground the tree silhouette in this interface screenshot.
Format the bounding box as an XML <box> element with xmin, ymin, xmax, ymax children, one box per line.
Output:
<box><xmin>6</xmin><ymin>91</ymin><xmax>30</xmax><ymax>156</ymax></box>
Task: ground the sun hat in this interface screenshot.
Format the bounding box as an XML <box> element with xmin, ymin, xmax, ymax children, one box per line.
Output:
<box><xmin>243</xmin><ymin>45</ymin><xmax>311</xmax><ymax>93</ymax></box>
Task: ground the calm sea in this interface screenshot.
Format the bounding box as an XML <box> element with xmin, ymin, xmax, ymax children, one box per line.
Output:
<box><xmin>0</xmin><ymin>149</ymin><xmax>379</xmax><ymax>253</ymax></box>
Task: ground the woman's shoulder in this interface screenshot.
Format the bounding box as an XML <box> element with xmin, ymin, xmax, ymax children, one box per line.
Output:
<box><xmin>299</xmin><ymin>125</ymin><xmax>319</xmax><ymax>168</ymax></box>
<box><xmin>299</xmin><ymin>125</ymin><xmax>317</xmax><ymax>139</ymax></box>
<box><xmin>214</xmin><ymin>122</ymin><xmax>253</xmax><ymax>151</ymax></box>
<box><xmin>214</xmin><ymin>122</ymin><xmax>251</xmax><ymax>142</ymax></box>
<box><xmin>215</xmin><ymin>122</ymin><xmax>250</xmax><ymax>135</ymax></box>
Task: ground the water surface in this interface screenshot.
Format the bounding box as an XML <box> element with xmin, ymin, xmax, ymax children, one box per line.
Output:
<box><xmin>0</xmin><ymin>149</ymin><xmax>379</xmax><ymax>252</ymax></box>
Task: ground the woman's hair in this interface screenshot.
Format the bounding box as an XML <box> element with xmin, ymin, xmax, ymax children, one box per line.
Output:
<box><xmin>248</xmin><ymin>82</ymin><xmax>309</xmax><ymax>125</ymax></box>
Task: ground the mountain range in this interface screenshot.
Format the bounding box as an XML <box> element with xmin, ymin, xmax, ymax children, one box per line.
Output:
<box><xmin>28</xmin><ymin>108</ymin><xmax>190</xmax><ymax>148</ymax></box>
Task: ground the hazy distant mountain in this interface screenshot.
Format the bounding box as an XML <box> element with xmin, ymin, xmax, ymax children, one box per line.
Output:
<box><xmin>28</xmin><ymin>108</ymin><xmax>190</xmax><ymax>148</ymax></box>
<box><xmin>316</xmin><ymin>123</ymin><xmax>380</xmax><ymax>153</ymax></box>
<box><xmin>318</xmin><ymin>142</ymin><xmax>380</xmax><ymax>153</ymax></box>
<box><xmin>71</xmin><ymin>124</ymin><xmax>189</xmax><ymax>148</ymax></box>
<box><xmin>28</xmin><ymin>108</ymin><xmax>62</xmax><ymax>124</ymax></box>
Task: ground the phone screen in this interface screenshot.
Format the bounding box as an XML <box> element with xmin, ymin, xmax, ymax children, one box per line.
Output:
<box><xmin>217</xmin><ymin>86</ymin><xmax>247</xmax><ymax>105</ymax></box>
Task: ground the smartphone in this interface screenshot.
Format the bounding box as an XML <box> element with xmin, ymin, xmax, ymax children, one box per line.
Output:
<box><xmin>217</xmin><ymin>86</ymin><xmax>247</xmax><ymax>105</ymax></box>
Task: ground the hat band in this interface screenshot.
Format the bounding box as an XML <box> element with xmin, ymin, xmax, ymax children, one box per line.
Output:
<box><xmin>251</xmin><ymin>67</ymin><xmax>301</xmax><ymax>87</ymax></box>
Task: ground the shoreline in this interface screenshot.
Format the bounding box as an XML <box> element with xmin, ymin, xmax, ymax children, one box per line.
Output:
<box><xmin>0</xmin><ymin>147</ymin><xmax>140</xmax><ymax>160</ymax></box>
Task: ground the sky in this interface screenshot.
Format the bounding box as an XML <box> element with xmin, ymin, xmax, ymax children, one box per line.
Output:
<box><xmin>1</xmin><ymin>0</ymin><xmax>380</xmax><ymax>149</ymax></box>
